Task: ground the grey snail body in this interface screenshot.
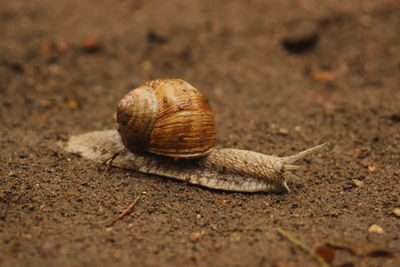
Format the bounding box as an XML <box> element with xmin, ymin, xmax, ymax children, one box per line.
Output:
<box><xmin>63</xmin><ymin>130</ymin><xmax>326</xmax><ymax>192</ymax></box>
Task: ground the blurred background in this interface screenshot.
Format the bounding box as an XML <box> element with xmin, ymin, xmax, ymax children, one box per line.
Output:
<box><xmin>1</xmin><ymin>0</ymin><xmax>399</xmax><ymax>266</ymax></box>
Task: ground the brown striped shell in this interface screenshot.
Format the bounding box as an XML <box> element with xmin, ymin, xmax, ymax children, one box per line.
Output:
<box><xmin>117</xmin><ymin>79</ymin><xmax>218</xmax><ymax>159</ymax></box>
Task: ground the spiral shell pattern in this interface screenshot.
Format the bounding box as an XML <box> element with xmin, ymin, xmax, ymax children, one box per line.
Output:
<box><xmin>117</xmin><ymin>79</ymin><xmax>217</xmax><ymax>159</ymax></box>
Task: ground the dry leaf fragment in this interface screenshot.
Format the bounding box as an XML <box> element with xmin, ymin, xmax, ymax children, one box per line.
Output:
<box><xmin>312</xmin><ymin>71</ymin><xmax>335</xmax><ymax>83</ymax></box>
<box><xmin>315</xmin><ymin>246</ymin><xmax>335</xmax><ymax>263</ymax></box>
<box><xmin>325</xmin><ymin>238</ymin><xmax>394</xmax><ymax>257</ymax></box>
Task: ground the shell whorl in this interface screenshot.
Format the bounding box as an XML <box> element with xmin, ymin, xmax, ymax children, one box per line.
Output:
<box><xmin>117</xmin><ymin>85</ymin><xmax>158</xmax><ymax>152</ymax></box>
<box><xmin>117</xmin><ymin>79</ymin><xmax>218</xmax><ymax>159</ymax></box>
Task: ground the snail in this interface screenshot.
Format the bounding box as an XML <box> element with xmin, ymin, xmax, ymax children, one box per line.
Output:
<box><xmin>61</xmin><ymin>78</ymin><xmax>327</xmax><ymax>193</ymax></box>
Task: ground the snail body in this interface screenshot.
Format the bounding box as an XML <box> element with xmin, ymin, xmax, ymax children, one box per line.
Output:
<box><xmin>63</xmin><ymin>130</ymin><xmax>326</xmax><ymax>192</ymax></box>
<box><xmin>61</xmin><ymin>78</ymin><xmax>327</xmax><ymax>193</ymax></box>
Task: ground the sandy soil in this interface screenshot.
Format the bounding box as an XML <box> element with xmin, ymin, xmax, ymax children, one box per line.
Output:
<box><xmin>1</xmin><ymin>0</ymin><xmax>399</xmax><ymax>266</ymax></box>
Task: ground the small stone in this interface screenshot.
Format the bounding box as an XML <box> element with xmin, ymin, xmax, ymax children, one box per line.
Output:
<box><xmin>20</xmin><ymin>233</ymin><xmax>32</xmax><ymax>239</ymax></box>
<box><xmin>278</xmin><ymin>128</ymin><xmax>289</xmax><ymax>135</ymax></box>
<box><xmin>66</xmin><ymin>99</ymin><xmax>78</xmax><ymax>110</ymax></box>
<box><xmin>393</xmin><ymin>208</ymin><xmax>400</xmax><ymax>218</ymax></box>
<box><xmin>213</xmin><ymin>242</ymin><xmax>222</xmax><ymax>250</ymax></box>
<box><xmin>147</xmin><ymin>30</ymin><xmax>168</xmax><ymax>45</ymax></box>
<box><xmin>7</xmin><ymin>171</ymin><xmax>16</xmax><ymax>177</ymax></box>
<box><xmin>282</xmin><ymin>19</ymin><xmax>319</xmax><ymax>53</ymax></box>
<box><xmin>221</xmin><ymin>199</ymin><xmax>229</xmax><ymax>204</ymax></box>
<box><xmin>351</xmin><ymin>179</ymin><xmax>364</xmax><ymax>187</ymax></box>
<box><xmin>189</xmin><ymin>232</ymin><xmax>203</xmax><ymax>243</ymax></box>
<box><xmin>368</xmin><ymin>224</ymin><xmax>384</xmax><ymax>234</ymax></box>
<box><xmin>389</xmin><ymin>114</ymin><xmax>400</xmax><ymax>122</ymax></box>
<box><xmin>368</xmin><ymin>165</ymin><xmax>376</xmax><ymax>171</ymax></box>
<box><xmin>82</xmin><ymin>37</ymin><xmax>101</xmax><ymax>53</ymax></box>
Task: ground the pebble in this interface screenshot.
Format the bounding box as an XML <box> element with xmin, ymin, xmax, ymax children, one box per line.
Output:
<box><xmin>393</xmin><ymin>208</ymin><xmax>400</xmax><ymax>218</ymax></box>
<box><xmin>278</xmin><ymin>128</ymin><xmax>289</xmax><ymax>135</ymax></box>
<box><xmin>368</xmin><ymin>165</ymin><xmax>376</xmax><ymax>171</ymax></box>
<box><xmin>83</xmin><ymin>37</ymin><xmax>101</xmax><ymax>53</ymax></box>
<box><xmin>389</xmin><ymin>114</ymin><xmax>400</xmax><ymax>122</ymax></box>
<box><xmin>189</xmin><ymin>232</ymin><xmax>203</xmax><ymax>243</ymax></box>
<box><xmin>351</xmin><ymin>179</ymin><xmax>364</xmax><ymax>187</ymax></box>
<box><xmin>213</xmin><ymin>242</ymin><xmax>222</xmax><ymax>250</ymax></box>
<box><xmin>282</xmin><ymin>19</ymin><xmax>319</xmax><ymax>53</ymax></box>
<box><xmin>368</xmin><ymin>224</ymin><xmax>384</xmax><ymax>234</ymax></box>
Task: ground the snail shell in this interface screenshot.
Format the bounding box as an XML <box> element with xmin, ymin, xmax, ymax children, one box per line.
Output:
<box><xmin>117</xmin><ymin>79</ymin><xmax>217</xmax><ymax>159</ymax></box>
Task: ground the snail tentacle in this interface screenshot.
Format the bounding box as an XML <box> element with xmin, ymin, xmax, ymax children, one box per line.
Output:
<box><xmin>281</xmin><ymin>143</ymin><xmax>328</xmax><ymax>164</ymax></box>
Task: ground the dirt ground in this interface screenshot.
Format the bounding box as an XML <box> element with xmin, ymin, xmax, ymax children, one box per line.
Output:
<box><xmin>1</xmin><ymin>0</ymin><xmax>399</xmax><ymax>266</ymax></box>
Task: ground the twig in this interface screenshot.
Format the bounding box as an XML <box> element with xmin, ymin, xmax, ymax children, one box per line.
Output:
<box><xmin>277</xmin><ymin>228</ymin><xmax>330</xmax><ymax>267</ymax></box>
<box><xmin>98</xmin><ymin>151</ymin><xmax>120</xmax><ymax>177</ymax></box>
<box><xmin>108</xmin><ymin>195</ymin><xmax>141</xmax><ymax>226</ymax></box>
